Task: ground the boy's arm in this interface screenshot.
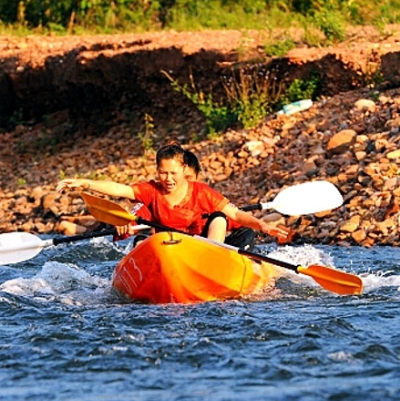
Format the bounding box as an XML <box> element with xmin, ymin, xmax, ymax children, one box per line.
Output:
<box><xmin>57</xmin><ymin>178</ymin><xmax>136</xmax><ymax>200</ymax></box>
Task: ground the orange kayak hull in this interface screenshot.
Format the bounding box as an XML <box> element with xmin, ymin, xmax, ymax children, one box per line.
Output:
<box><xmin>112</xmin><ymin>232</ymin><xmax>277</xmax><ymax>304</ymax></box>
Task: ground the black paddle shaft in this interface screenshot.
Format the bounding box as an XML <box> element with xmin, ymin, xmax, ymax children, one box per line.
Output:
<box><xmin>51</xmin><ymin>218</ymin><xmax>180</xmax><ymax>247</ymax></box>
<box><xmin>52</xmin><ymin>229</ymin><xmax>116</xmax><ymax>246</ymax></box>
<box><xmin>237</xmin><ymin>248</ymin><xmax>298</xmax><ymax>273</ymax></box>
<box><xmin>240</xmin><ymin>204</ymin><xmax>262</xmax><ymax>212</ymax></box>
<box><xmin>135</xmin><ymin>217</ymin><xmax>299</xmax><ymax>273</ymax></box>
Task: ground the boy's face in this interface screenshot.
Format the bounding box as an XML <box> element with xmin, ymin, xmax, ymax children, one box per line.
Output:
<box><xmin>184</xmin><ymin>167</ymin><xmax>197</xmax><ymax>182</ymax></box>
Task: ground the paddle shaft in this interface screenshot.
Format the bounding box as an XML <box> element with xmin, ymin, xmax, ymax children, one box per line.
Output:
<box><xmin>52</xmin><ymin>223</ymin><xmax>151</xmax><ymax>245</ymax></box>
<box><xmin>88</xmin><ymin>209</ymin><xmax>289</xmax><ymax>267</ymax></box>
<box><xmin>134</xmin><ymin>216</ymin><xmax>294</xmax><ymax>273</ymax></box>
<box><xmin>240</xmin><ymin>204</ymin><xmax>261</xmax><ymax>212</ymax></box>
<box><xmin>133</xmin><ymin>216</ymin><xmax>362</xmax><ymax>294</ymax></box>
<box><xmin>241</xmin><ymin>203</ymin><xmax>266</xmax><ymax>212</ymax></box>
<box><xmin>240</xmin><ymin>201</ymin><xmax>293</xmax><ymax>212</ymax></box>
<box><xmin>52</xmin><ymin>229</ymin><xmax>115</xmax><ymax>245</ymax></box>
<box><xmin>238</xmin><ymin>248</ymin><xmax>298</xmax><ymax>272</ymax></box>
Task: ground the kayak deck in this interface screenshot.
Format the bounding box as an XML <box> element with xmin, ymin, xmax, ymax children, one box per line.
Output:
<box><xmin>112</xmin><ymin>231</ymin><xmax>278</xmax><ymax>304</ymax></box>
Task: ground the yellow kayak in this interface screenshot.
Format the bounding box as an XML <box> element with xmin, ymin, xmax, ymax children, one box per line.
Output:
<box><xmin>112</xmin><ymin>232</ymin><xmax>278</xmax><ymax>304</ymax></box>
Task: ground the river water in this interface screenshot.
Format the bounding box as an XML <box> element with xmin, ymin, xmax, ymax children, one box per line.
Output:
<box><xmin>1</xmin><ymin>235</ymin><xmax>400</xmax><ymax>401</ymax></box>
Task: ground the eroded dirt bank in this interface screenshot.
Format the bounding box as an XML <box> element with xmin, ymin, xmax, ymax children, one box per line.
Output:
<box><xmin>1</xmin><ymin>29</ymin><xmax>400</xmax><ymax>246</ymax></box>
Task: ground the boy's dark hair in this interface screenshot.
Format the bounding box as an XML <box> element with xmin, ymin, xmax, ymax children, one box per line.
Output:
<box><xmin>184</xmin><ymin>151</ymin><xmax>201</xmax><ymax>177</ymax></box>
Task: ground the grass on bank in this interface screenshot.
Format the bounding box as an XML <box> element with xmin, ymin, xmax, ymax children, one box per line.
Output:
<box><xmin>1</xmin><ymin>0</ymin><xmax>400</xmax><ymax>41</ymax></box>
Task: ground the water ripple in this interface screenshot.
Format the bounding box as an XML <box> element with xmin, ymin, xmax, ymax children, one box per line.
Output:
<box><xmin>1</xmin><ymin>239</ymin><xmax>400</xmax><ymax>400</ymax></box>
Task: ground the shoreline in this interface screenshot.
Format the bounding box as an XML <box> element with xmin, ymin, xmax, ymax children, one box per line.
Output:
<box><xmin>1</xmin><ymin>31</ymin><xmax>400</xmax><ymax>247</ymax></box>
<box><xmin>2</xmin><ymin>87</ymin><xmax>400</xmax><ymax>247</ymax></box>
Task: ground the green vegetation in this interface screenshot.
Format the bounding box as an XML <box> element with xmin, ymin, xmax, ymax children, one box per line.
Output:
<box><xmin>1</xmin><ymin>0</ymin><xmax>400</xmax><ymax>36</ymax></box>
<box><xmin>138</xmin><ymin>113</ymin><xmax>156</xmax><ymax>153</ymax></box>
<box><xmin>222</xmin><ymin>65</ymin><xmax>282</xmax><ymax>129</ymax></box>
<box><xmin>264</xmin><ymin>37</ymin><xmax>297</xmax><ymax>58</ymax></box>
<box><xmin>162</xmin><ymin>65</ymin><xmax>322</xmax><ymax>136</ymax></box>
<box><xmin>278</xmin><ymin>73</ymin><xmax>321</xmax><ymax>106</ymax></box>
<box><xmin>162</xmin><ymin>70</ymin><xmax>237</xmax><ymax>137</ymax></box>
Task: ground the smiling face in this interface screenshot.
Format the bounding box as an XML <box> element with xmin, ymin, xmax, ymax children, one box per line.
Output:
<box><xmin>157</xmin><ymin>158</ymin><xmax>187</xmax><ymax>193</ymax></box>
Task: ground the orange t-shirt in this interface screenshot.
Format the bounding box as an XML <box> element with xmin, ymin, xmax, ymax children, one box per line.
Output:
<box><xmin>131</xmin><ymin>180</ymin><xmax>230</xmax><ymax>235</ymax></box>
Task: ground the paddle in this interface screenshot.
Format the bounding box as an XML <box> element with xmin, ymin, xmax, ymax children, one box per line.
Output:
<box><xmin>2</xmin><ymin>179</ymin><xmax>336</xmax><ymax>265</ymax></box>
<box><xmin>0</xmin><ymin>224</ymin><xmax>150</xmax><ymax>265</ymax></box>
<box><xmin>80</xmin><ymin>192</ymin><xmax>363</xmax><ymax>296</ymax></box>
<box><xmin>239</xmin><ymin>180</ymin><xmax>343</xmax><ymax>214</ymax></box>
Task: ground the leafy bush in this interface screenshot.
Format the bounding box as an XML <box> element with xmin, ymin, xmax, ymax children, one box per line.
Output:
<box><xmin>161</xmin><ymin>70</ymin><xmax>237</xmax><ymax>138</ymax></box>
<box><xmin>222</xmin><ymin>65</ymin><xmax>282</xmax><ymax>128</ymax></box>
<box><xmin>313</xmin><ymin>10</ymin><xmax>346</xmax><ymax>43</ymax></box>
<box><xmin>264</xmin><ymin>37</ymin><xmax>297</xmax><ymax>57</ymax></box>
<box><xmin>162</xmin><ymin>64</ymin><xmax>284</xmax><ymax>134</ymax></box>
<box><xmin>278</xmin><ymin>73</ymin><xmax>321</xmax><ymax>106</ymax></box>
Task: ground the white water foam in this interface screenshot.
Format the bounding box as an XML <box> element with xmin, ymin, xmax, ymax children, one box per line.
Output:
<box><xmin>0</xmin><ymin>261</ymin><xmax>112</xmax><ymax>306</ymax></box>
<box><xmin>267</xmin><ymin>244</ymin><xmax>335</xmax><ymax>267</ymax></box>
<box><xmin>257</xmin><ymin>244</ymin><xmax>337</xmax><ymax>289</ymax></box>
<box><xmin>359</xmin><ymin>270</ymin><xmax>400</xmax><ymax>293</ymax></box>
<box><xmin>261</xmin><ymin>244</ymin><xmax>400</xmax><ymax>295</ymax></box>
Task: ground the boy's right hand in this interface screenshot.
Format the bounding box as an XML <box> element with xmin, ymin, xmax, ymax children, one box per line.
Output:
<box><xmin>56</xmin><ymin>179</ymin><xmax>89</xmax><ymax>192</ymax></box>
<box><xmin>273</xmin><ymin>225</ymin><xmax>295</xmax><ymax>245</ymax></box>
<box><xmin>115</xmin><ymin>222</ymin><xmax>143</xmax><ymax>236</ymax></box>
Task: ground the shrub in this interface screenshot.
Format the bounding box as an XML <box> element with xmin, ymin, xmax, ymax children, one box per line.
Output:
<box><xmin>161</xmin><ymin>70</ymin><xmax>237</xmax><ymax>138</ymax></box>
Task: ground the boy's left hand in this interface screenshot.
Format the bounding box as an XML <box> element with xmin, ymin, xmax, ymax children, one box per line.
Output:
<box><xmin>273</xmin><ymin>225</ymin><xmax>295</xmax><ymax>245</ymax></box>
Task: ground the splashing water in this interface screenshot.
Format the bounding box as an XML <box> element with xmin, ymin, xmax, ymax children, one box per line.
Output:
<box><xmin>0</xmin><ymin>261</ymin><xmax>112</xmax><ymax>305</ymax></box>
<box><xmin>2</xmin><ymin>238</ymin><xmax>400</xmax><ymax>305</ymax></box>
<box><xmin>2</xmin><ymin>236</ymin><xmax>400</xmax><ymax>400</ymax></box>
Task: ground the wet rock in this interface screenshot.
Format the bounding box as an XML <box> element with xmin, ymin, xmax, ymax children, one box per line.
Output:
<box><xmin>351</xmin><ymin>230</ymin><xmax>367</xmax><ymax>244</ymax></box>
<box><xmin>327</xmin><ymin>129</ymin><xmax>357</xmax><ymax>155</ymax></box>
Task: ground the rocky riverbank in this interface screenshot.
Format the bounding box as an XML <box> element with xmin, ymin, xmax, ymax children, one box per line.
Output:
<box><xmin>1</xmin><ymin>30</ymin><xmax>400</xmax><ymax>246</ymax></box>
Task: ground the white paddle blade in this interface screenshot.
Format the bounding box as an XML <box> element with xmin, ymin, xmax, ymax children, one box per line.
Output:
<box><xmin>0</xmin><ymin>232</ymin><xmax>50</xmax><ymax>265</ymax></box>
<box><xmin>262</xmin><ymin>181</ymin><xmax>343</xmax><ymax>215</ymax></box>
